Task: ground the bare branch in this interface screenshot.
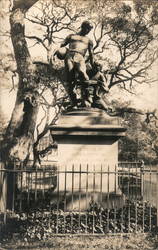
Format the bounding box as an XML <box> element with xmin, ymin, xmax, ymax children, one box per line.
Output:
<box><xmin>36</xmin><ymin>104</ymin><xmax>47</xmax><ymax>138</ymax></box>
<box><xmin>25</xmin><ymin>35</ymin><xmax>48</xmax><ymax>50</ymax></box>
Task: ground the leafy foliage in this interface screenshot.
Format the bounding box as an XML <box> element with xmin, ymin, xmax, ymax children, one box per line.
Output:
<box><xmin>119</xmin><ymin>109</ymin><xmax>158</xmax><ymax>163</ymax></box>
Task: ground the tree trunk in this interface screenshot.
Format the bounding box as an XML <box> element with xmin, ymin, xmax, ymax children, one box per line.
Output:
<box><xmin>1</xmin><ymin>7</ymin><xmax>40</xmax><ymax>162</ymax></box>
<box><xmin>0</xmin><ymin>0</ymin><xmax>40</xmax><ymax>211</ymax></box>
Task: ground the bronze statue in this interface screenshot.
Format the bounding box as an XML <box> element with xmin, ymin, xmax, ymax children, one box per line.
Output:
<box><xmin>61</xmin><ymin>21</ymin><xmax>94</xmax><ymax>82</ymax></box>
<box><xmin>54</xmin><ymin>21</ymin><xmax>94</xmax><ymax>105</ymax></box>
<box><xmin>54</xmin><ymin>21</ymin><xmax>110</xmax><ymax>112</ymax></box>
<box><xmin>81</xmin><ymin>62</ymin><xmax>110</xmax><ymax>111</ymax></box>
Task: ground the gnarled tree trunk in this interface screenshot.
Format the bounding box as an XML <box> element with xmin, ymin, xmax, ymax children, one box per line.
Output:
<box><xmin>2</xmin><ymin>3</ymin><xmax>39</xmax><ymax>163</ymax></box>
<box><xmin>0</xmin><ymin>0</ymin><xmax>39</xmax><ymax>211</ymax></box>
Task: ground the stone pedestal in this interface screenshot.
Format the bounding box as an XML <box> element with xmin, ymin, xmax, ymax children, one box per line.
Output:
<box><xmin>50</xmin><ymin>108</ymin><xmax>126</xmax><ymax>210</ymax></box>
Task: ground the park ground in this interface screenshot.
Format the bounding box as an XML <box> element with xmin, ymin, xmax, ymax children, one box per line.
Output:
<box><xmin>0</xmin><ymin>234</ymin><xmax>158</xmax><ymax>250</ymax></box>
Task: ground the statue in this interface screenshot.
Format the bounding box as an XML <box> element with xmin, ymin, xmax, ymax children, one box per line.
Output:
<box><xmin>82</xmin><ymin>62</ymin><xmax>110</xmax><ymax>111</ymax></box>
<box><xmin>54</xmin><ymin>21</ymin><xmax>110</xmax><ymax>112</ymax></box>
<box><xmin>54</xmin><ymin>21</ymin><xmax>93</xmax><ymax>103</ymax></box>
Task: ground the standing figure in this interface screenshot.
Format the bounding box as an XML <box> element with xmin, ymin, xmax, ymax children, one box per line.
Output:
<box><xmin>56</xmin><ymin>21</ymin><xmax>94</xmax><ymax>105</ymax></box>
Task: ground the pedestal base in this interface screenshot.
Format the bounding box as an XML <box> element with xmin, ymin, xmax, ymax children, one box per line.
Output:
<box><xmin>50</xmin><ymin>108</ymin><xmax>126</xmax><ymax>210</ymax></box>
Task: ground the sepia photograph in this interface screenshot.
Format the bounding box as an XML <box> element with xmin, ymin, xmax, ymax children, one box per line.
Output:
<box><xmin>0</xmin><ymin>0</ymin><xmax>158</xmax><ymax>249</ymax></box>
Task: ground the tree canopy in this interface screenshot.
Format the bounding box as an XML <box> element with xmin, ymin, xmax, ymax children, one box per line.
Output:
<box><xmin>24</xmin><ymin>0</ymin><xmax>158</xmax><ymax>91</ymax></box>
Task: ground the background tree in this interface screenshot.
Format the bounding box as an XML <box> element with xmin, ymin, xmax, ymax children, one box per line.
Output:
<box><xmin>137</xmin><ymin>112</ymin><xmax>158</xmax><ymax>163</ymax></box>
<box><xmin>119</xmin><ymin>105</ymin><xmax>158</xmax><ymax>164</ymax></box>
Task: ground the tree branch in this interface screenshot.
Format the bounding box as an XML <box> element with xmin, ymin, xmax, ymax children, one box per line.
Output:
<box><xmin>25</xmin><ymin>35</ymin><xmax>48</xmax><ymax>50</ymax></box>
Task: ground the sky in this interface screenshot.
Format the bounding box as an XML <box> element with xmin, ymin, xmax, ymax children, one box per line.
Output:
<box><xmin>0</xmin><ymin>0</ymin><xmax>158</xmax><ymax>126</ymax></box>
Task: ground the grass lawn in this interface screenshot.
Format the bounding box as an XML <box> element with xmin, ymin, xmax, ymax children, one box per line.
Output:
<box><xmin>0</xmin><ymin>234</ymin><xmax>158</xmax><ymax>250</ymax></box>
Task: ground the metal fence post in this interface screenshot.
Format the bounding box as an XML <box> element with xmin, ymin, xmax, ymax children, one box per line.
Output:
<box><xmin>156</xmin><ymin>168</ymin><xmax>158</xmax><ymax>227</ymax></box>
<box><xmin>0</xmin><ymin>162</ymin><xmax>7</xmax><ymax>213</ymax></box>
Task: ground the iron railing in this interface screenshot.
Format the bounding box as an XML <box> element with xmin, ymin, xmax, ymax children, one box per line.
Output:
<box><xmin>0</xmin><ymin>162</ymin><xmax>158</xmax><ymax>237</ymax></box>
